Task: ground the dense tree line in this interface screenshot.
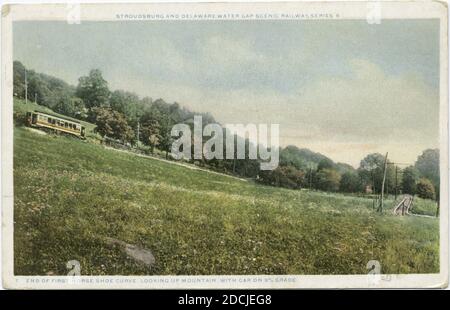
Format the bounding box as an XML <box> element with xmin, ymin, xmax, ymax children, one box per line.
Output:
<box><xmin>261</xmin><ymin>145</ymin><xmax>439</xmax><ymax>201</ymax></box>
<box><xmin>13</xmin><ymin>61</ymin><xmax>440</xmax><ymax>200</ymax></box>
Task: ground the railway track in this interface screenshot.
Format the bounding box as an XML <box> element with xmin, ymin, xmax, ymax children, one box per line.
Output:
<box><xmin>393</xmin><ymin>195</ymin><xmax>413</xmax><ymax>216</ymax></box>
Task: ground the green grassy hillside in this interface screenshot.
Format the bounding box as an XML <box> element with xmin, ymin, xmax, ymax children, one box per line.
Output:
<box><xmin>14</xmin><ymin>126</ymin><xmax>439</xmax><ymax>275</ymax></box>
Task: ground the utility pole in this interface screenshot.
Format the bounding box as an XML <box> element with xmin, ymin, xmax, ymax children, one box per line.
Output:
<box><xmin>309</xmin><ymin>166</ymin><xmax>312</xmax><ymax>190</ymax></box>
<box><xmin>232</xmin><ymin>133</ymin><xmax>236</xmax><ymax>174</ymax></box>
<box><xmin>371</xmin><ymin>169</ymin><xmax>375</xmax><ymax>193</ymax></box>
<box><xmin>136</xmin><ymin>121</ymin><xmax>140</xmax><ymax>147</ymax></box>
<box><xmin>386</xmin><ymin>177</ymin><xmax>389</xmax><ymax>199</ymax></box>
<box><xmin>34</xmin><ymin>93</ymin><xmax>37</xmax><ymax>104</ymax></box>
<box><xmin>24</xmin><ymin>68</ymin><xmax>28</xmax><ymax>104</ymax></box>
<box><xmin>378</xmin><ymin>152</ymin><xmax>389</xmax><ymax>213</ymax></box>
<box><xmin>395</xmin><ymin>166</ymin><xmax>398</xmax><ymax>200</ymax></box>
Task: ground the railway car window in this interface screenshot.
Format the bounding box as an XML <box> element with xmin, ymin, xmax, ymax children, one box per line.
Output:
<box><xmin>48</xmin><ymin>117</ymin><xmax>51</xmax><ymax>123</ymax></box>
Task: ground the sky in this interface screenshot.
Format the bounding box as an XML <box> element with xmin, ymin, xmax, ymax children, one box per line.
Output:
<box><xmin>13</xmin><ymin>20</ymin><xmax>440</xmax><ymax>167</ymax></box>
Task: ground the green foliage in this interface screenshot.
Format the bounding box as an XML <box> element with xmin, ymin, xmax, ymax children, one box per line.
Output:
<box><xmin>157</xmin><ymin>115</ymin><xmax>174</xmax><ymax>158</ymax></box>
<box><xmin>335</xmin><ymin>162</ymin><xmax>356</xmax><ymax>175</ymax></box>
<box><xmin>401</xmin><ymin>166</ymin><xmax>419</xmax><ymax>195</ymax></box>
<box><xmin>139</xmin><ymin>107</ymin><xmax>162</xmax><ymax>153</ymax></box>
<box><xmin>339</xmin><ymin>171</ymin><xmax>362</xmax><ymax>193</ymax></box>
<box><xmin>91</xmin><ymin>107</ymin><xmax>134</xmax><ymax>142</ymax></box>
<box><xmin>14</xmin><ymin>128</ymin><xmax>439</xmax><ymax>275</ymax></box>
<box><xmin>110</xmin><ymin>90</ymin><xmax>143</xmax><ymax>127</ymax></box>
<box><xmin>415</xmin><ymin>149</ymin><xmax>439</xmax><ymax>184</ymax></box>
<box><xmin>357</xmin><ymin>153</ymin><xmax>396</xmax><ymax>194</ymax></box>
<box><xmin>315</xmin><ymin>168</ymin><xmax>341</xmax><ymax>192</ymax></box>
<box><xmin>416</xmin><ymin>178</ymin><xmax>436</xmax><ymax>200</ymax></box>
<box><xmin>280</xmin><ymin>145</ymin><xmax>330</xmax><ymax>170</ymax></box>
<box><xmin>259</xmin><ymin>165</ymin><xmax>305</xmax><ymax>189</ymax></box>
<box><xmin>76</xmin><ymin>69</ymin><xmax>110</xmax><ymax>109</ymax></box>
<box><xmin>53</xmin><ymin>96</ymin><xmax>86</xmax><ymax>118</ymax></box>
<box><xmin>415</xmin><ymin>149</ymin><xmax>439</xmax><ymax>200</ymax></box>
<box><xmin>13</xmin><ymin>62</ymin><xmax>440</xmax><ymax>198</ymax></box>
<box><xmin>317</xmin><ymin>158</ymin><xmax>334</xmax><ymax>171</ymax></box>
<box><xmin>281</xmin><ymin>166</ymin><xmax>305</xmax><ymax>189</ymax></box>
<box><xmin>358</xmin><ymin>153</ymin><xmax>385</xmax><ymax>192</ymax></box>
<box><xmin>13</xmin><ymin>61</ymin><xmax>26</xmax><ymax>98</ymax></box>
<box><xmin>13</xmin><ymin>61</ymin><xmax>83</xmax><ymax>118</ymax></box>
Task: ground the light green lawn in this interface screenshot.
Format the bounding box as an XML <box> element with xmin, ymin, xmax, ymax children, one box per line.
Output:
<box><xmin>13</xmin><ymin>126</ymin><xmax>439</xmax><ymax>276</ymax></box>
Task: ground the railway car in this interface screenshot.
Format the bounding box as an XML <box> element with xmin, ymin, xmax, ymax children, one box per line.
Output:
<box><xmin>26</xmin><ymin>111</ymin><xmax>86</xmax><ymax>139</ymax></box>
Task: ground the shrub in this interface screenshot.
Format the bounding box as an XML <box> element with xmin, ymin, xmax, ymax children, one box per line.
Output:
<box><xmin>416</xmin><ymin>178</ymin><xmax>436</xmax><ymax>200</ymax></box>
<box><xmin>315</xmin><ymin>168</ymin><xmax>341</xmax><ymax>192</ymax></box>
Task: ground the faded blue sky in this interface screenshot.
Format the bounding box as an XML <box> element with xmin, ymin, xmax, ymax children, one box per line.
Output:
<box><xmin>13</xmin><ymin>20</ymin><xmax>440</xmax><ymax>166</ymax></box>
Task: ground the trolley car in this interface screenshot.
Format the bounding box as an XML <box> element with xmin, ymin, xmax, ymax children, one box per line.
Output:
<box><xmin>26</xmin><ymin>111</ymin><xmax>86</xmax><ymax>139</ymax></box>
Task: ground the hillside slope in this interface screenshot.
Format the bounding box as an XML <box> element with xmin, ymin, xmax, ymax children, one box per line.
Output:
<box><xmin>14</xmin><ymin>127</ymin><xmax>439</xmax><ymax>275</ymax></box>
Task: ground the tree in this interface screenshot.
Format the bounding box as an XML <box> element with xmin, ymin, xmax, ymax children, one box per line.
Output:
<box><xmin>315</xmin><ymin>168</ymin><xmax>341</xmax><ymax>192</ymax></box>
<box><xmin>110</xmin><ymin>90</ymin><xmax>142</xmax><ymax>127</ymax></box>
<box><xmin>280</xmin><ymin>166</ymin><xmax>305</xmax><ymax>189</ymax></box>
<box><xmin>401</xmin><ymin>166</ymin><xmax>418</xmax><ymax>195</ymax></box>
<box><xmin>416</xmin><ymin>178</ymin><xmax>436</xmax><ymax>200</ymax></box>
<box><xmin>415</xmin><ymin>149</ymin><xmax>439</xmax><ymax>184</ymax></box>
<box><xmin>53</xmin><ymin>95</ymin><xmax>85</xmax><ymax>118</ymax></box>
<box><xmin>76</xmin><ymin>69</ymin><xmax>110</xmax><ymax>110</ymax></box>
<box><xmin>358</xmin><ymin>153</ymin><xmax>395</xmax><ymax>194</ymax></box>
<box><xmin>158</xmin><ymin>116</ymin><xmax>173</xmax><ymax>159</ymax></box>
<box><xmin>279</xmin><ymin>145</ymin><xmax>332</xmax><ymax>171</ymax></box>
<box><xmin>339</xmin><ymin>171</ymin><xmax>362</xmax><ymax>193</ymax></box>
<box><xmin>336</xmin><ymin>162</ymin><xmax>356</xmax><ymax>175</ymax></box>
<box><xmin>91</xmin><ymin>107</ymin><xmax>134</xmax><ymax>143</ymax></box>
<box><xmin>13</xmin><ymin>61</ymin><xmax>26</xmax><ymax>99</ymax></box>
<box><xmin>140</xmin><ymin>108</ymin><xmax>162</xmax><ymax>153</ymax></box>
<box><xmin>415</xmin><ymin>149</ymin><xmax>439</xmax><ymax>200</ymax></box>
<box><xmin>317</xmin><ymin>158</ymin><xmax>334</xmax><ymax>171</ymax></box>
<box><xmin>13</xmin><ymin>61</ymin><xmax>78</xmax><ymax>111</ymax></box>
<box><xmin>258</xmin><ymin>166</ymin><xmax>303</xmax><ymax>189</ymax></box>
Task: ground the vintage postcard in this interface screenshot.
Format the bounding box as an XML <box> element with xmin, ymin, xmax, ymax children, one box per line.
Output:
<box><xmin>1</xmin><ymin>1</ymin><xmax>448</xmax><ymax>289</ymax></box>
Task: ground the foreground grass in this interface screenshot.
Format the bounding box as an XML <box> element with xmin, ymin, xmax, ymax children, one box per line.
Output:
<box><xmin>14</xmin><ymin>127</ymin><xmax>439</xmax><ymax>275</ymax></box>
<box><xmin>410</xmin><ymin>197</ymin><xmax>439</xmax><ymax>216</ymax></box>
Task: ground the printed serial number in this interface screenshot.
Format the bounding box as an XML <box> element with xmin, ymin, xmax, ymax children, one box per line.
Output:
<box><xmin>179</xmin><ymin>294</ymin><xmax>272</xmax><ymax>307</ymax></box>
<box><xmin>222</xmin><ymin>295</ymin><xmax>272</xmax><ymax>306</ymax></box>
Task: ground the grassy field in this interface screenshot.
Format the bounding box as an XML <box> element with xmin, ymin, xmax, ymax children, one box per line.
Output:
<box><xmin>13</xmin><ymin>125</ymin><xmax>440</xmax><ymax>276</ymax></box>
<box><xmin>410</xmin><ymin>197</ymin><xmax>439</xmax><ymax>216</ymax></box>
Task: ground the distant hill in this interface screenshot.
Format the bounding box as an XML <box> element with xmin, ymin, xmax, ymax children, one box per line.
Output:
<box><xmin>280</xmin><ymin>145</ymin><xmax>334</xmax><ymax>170</ymax></box>
<box><xmin>15</xmin><ymin>60</ymin><xmax>343</xmax><ymax>170</ymax></box>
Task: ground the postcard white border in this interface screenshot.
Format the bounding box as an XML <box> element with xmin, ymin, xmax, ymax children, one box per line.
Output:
<box><xmin>1</xmin><ymin>1</ymin><xmax>448</xmax><ymax>289</ymax></box>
